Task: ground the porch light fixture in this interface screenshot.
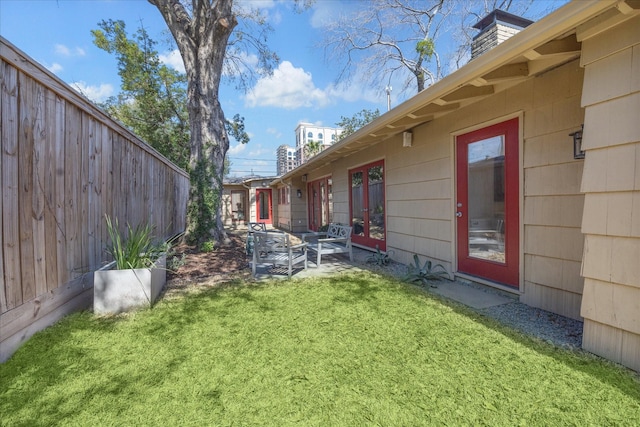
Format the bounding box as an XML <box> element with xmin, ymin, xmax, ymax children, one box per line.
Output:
<box><xmin>570</xmin><ymin>125</ymin><xmax>585</xmax><ymax>159</ymax></box>
<box><xmin>296</xmin><ymin>189</ymin><xmax>302</xmax><ymax>198</ymax></box>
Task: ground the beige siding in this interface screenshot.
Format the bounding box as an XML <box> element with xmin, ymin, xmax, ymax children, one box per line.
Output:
<box><xmin>579</xmin><ymin>14</ymin><xmax>640</xmax><ymax>372</ymax></box>
<box><xmin>286</xmin><ymin>58</ymin><xmax>587</xmax><ymax>320</ymax></box>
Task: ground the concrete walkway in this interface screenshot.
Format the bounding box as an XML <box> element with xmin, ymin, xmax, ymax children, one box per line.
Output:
<box><xmin>251</xmin><ymin>244</ymin><xmax>514</xmax><ymax>309</ymax></box>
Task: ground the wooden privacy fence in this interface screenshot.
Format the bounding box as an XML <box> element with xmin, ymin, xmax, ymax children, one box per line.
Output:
<box><xmin>0</xmin><ymin>37</ymin><xmax>190</xmax><ymax>361</ymax></box>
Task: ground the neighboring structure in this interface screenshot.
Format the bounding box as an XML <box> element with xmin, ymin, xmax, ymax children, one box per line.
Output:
<box><xmin>272</xmin><ymin>0</ymin><xmax>640</xmax><ymax>372</ymax></box>
<box><xmin>276</xmin><ymin>144</ymin><xmax>297</xmax><ymax>175</ymax></box>
<box><xmin>295</xmin><ymin>123</ymin><xmax>343</xmax><ymax>165</ymax></box>
<box><xmin>222</xmin><ymin>176</ymin><xmax>279</xmax><ymax>228</ymax></box>
<box><xmin>471</xmin><ymin>9</ymin><xmax>534</xmax><ymax>59</ymax></box>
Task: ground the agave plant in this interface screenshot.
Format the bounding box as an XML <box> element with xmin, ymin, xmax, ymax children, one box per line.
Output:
<box><xmin>105</xmin><ymin>215</ymin><xmax>167</xmax><ymax>270</ymax></box>
<box><xmin>366</xmin><ymin>245</ymin><xmax>394</xmax><ymax>266</ymax></box>
<box><xmin>402</xmin><ymin>254</ymin><xmax>450</xmax><ymax>288</ymax></box>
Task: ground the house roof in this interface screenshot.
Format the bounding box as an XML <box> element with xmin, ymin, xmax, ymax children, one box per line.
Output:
<box><xmin>276</xmin><ymin>0</ymin><xmax>638</xmax><ymax>184</ymax></box>
<box><xmin>224</xmin><ymin>175</ymin><xmax>279</xmax><ymax>186</ymax></box>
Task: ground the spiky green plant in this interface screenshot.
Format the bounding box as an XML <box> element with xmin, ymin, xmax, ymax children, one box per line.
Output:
<box><xmin>105</xmin><ymin>215</ymin><xmax>166</xmax><ymax>269</ymax></box>
<box><xmin>366</xmin><ymin>245</ymin><xmax>394</xmax><ymax>266</ymax></box>
<box><xmin>402</xmin><ymin>254</ymin><xmax>450</xmax><ymax>287</ymax></box>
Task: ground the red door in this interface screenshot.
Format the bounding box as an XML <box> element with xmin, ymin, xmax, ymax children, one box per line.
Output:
<box><xmin>255</xmin><ymin>189</ymin><xmax>272</xmax><ymax>225</ymax></box>
<box><xmin>456</xmin><ymin>118</ymin><xmax>519</xmax><ymax>288</ymax></box>
<box><xmin>349</xmin><ymin>160</ymin><xmax>386</xmax><ymax>251</ymax></box>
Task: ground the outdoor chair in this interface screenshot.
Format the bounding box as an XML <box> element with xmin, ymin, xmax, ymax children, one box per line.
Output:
<box><xmin>251</xmin><ymin>231</ymin><xmax>308</xmax><ymax>278</ymax></box>
<box><xmin>246</xmin><ymin>222</ymin><xmax>267</xmax><ymax>255</ymax></box>
<box><xmin>302</xmin><ymin>223</ymin><xmax>353</xmax><ymax>266</ymax></box>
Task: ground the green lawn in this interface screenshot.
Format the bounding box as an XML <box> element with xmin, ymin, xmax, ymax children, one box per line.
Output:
<box><xmin>1</xmin><ymin>273</ymin><xmax>639</xmax><ymax>426</ymax></box>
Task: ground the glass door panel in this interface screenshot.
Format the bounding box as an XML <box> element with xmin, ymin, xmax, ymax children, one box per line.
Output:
<box><xmin>368</xmin><ymin>165</ymin><xmax>385</xmax><ymax>241</ymax></box>
<box><xmin>351</xmin><ymin>172</ymin><xmax>364</xmax><ymax>236</ymax></box>
<box><xmin>467</xmin><ymin>136</ymin><xmax>505</xmax><ymax>262</ymax></box>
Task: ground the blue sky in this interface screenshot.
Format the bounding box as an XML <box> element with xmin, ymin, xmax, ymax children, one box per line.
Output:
<box><xmin>0</xmin><ymin>0</ymin><xmax>566</xmax><ymax>177</ymax></box>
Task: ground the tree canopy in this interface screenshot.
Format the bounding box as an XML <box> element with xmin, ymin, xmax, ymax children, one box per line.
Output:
<box><xmin>336</xmin><ymin>108</ymin><xmax>381</xmax><ymax>141</ymax></box>
<box><xmin>92</xmin><ymin>19</ymin><xmax>191</xmax><ymax>169</ymax></box>
<box><xmin>320</xmin><ymin>0</ymin><xmax>565</xmax><ymax>95</ymax></box>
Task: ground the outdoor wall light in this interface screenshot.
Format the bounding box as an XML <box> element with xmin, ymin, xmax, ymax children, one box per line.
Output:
<box><xmin>297</xmin><ymin>189</ymin><xmax>302</xmax><ymax>198</ymax></box>
<box><xmin>570</xmin><ymin>125</ymin><xmax>585</xmax><ymax>159</ymax></box>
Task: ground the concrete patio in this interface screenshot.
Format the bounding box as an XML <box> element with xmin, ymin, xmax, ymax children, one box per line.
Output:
<box><xmin>250</xmin><ymin>241</ymin><xmax>515</xmax><ymax>310</ymax></box>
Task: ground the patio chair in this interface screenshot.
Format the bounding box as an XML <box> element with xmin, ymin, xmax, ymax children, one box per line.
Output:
<box><xmin>246</xmin><ymin>222</ymin><xmax>267</xmax><ymax>255</ymax></box>
<box><xmin>251</xmin><ymin>231</ymin><xmax>308</xmax><ymax>278</ymax></box>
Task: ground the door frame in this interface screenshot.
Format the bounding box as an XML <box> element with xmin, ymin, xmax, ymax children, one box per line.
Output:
<box><xmin>454</xmin><ymin>116</ymin><xmax>521</xmax><ymax>289</ymax></box>
<box><xmin>255</xmin><ymin>188</ymin><xmax>273</xmax><ymax>224</ymax></box>
<box><xmin>349</xmin><ymin>159</ymin><xmax>386</xmax><ymax>251</ymax></box>
<box><xmin>307</xmin><ymin>176</ymin><xmax>332</xmax><ymax>232</ymax></box>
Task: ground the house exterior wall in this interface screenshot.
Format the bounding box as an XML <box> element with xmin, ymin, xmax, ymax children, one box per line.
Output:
<box><xmin>294</xmin><ymin>59</ymin><xmax>586</xmax><ymax>320</ymax></box>
<box><xmin>578</xmin><ymin>15</ymin><xmax>640</xmax><ymax>372</ymax></box>
<box><xmin>289</xmin><ymin>177</ymin><xmax>309</xmax><ymax>232</ymax></box>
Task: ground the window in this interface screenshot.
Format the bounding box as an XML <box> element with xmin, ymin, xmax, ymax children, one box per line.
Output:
<box><xmin>231</xmin><ymin>191</ymin><xmax>245</xmax><ymax>222</ymax></box>
<box><xmin>331</xmin><ymin>134</ymin><xmax>336</xmax><ymax>141</ymax></box>
<box><xmin>318</xmin><ymin>133</ymin><xmax>323</xmax><ymax>140</ymax></box>
<box><xmin>307</xmin><ymin>132</ymin><xmax>313</xmax><ymax>139</ymax></box>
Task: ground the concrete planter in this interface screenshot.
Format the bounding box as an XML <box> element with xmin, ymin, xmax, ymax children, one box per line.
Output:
<box><xmin>93</xmin><ymin>255</ymin><xmax>167</xmax><ymax>315</ymax></box>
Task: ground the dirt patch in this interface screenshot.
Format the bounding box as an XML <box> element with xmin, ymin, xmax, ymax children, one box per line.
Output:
<box><xmin>164</xmin><ymin>231</ymin><xmax>251</xmax><ymax>297</ymax></box>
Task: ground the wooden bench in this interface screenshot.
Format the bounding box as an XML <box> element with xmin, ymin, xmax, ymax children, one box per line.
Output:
<box><xmin>252</xmin><ymin>231</ymin><xmax>308</xmax><ymax>278</ymax></box>
<box><xmin>302</xmin><ymin>224</ymin><xmax>353</xmax><ymax>266</ymax></box>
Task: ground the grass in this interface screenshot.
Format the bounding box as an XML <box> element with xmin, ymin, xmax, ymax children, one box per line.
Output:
<box><xmin>1</xmin><ymin>273</ymin><xmax>639</xmax><ymax>426</ymax></box>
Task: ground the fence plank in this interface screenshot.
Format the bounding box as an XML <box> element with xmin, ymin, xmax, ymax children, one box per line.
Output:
<box><xmin>64</xmin><ymin>105</ymin><xmax>81</xmax><ymax>279</ymax></box>
<box><xmin>18</xmin><ymin>73</ymin><xmax>36</xmax><ymax>303</ymax></box>
<box><xmin>32</xmin><ymin>75</ymin><xmax>47</xmax><ymax>297</ymax></box>
<box><xmin>43</xmin><ymin>88</ymin><xmax>59</xmax><ymax>292</ymax></box>
<box><xmin>0</xmin><ymin>62</ymin><xmax>6</xmax><ymax>313</ymax></box>
<box><xmin>54</xmin><ymin>95</ymin><xmax>68</xmax><ymax>287</ymax></box>
<box><xmin>80</xmin><ymin>113</ymin><xmax>90</xmax><ymax>274</ymax></box>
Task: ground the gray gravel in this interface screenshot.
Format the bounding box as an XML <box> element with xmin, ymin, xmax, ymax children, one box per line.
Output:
<box><xmin>356</xmin><ymin>254</ymin><xmax>583</xmax><ymax>351</ymax></box>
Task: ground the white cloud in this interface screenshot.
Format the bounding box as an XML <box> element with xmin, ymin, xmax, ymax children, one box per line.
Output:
<box><xmin>310</xmin><ymin>2</ymin><xmax>339</xmax><ymax>29</ymax></box>
<box><xmin>70</xmin><ymin>81</ymin><xmax>114</xmax><ymax>103</ymax></box>
<box><xmin>245</xmin><ymin>61</ymin><xmax>330</xmax><ymax>109</ymax></box>
<box><xmin>55</xmin><ymin>44</ymin><xmax>85</xmax><ymax>57</ymax></box>
<box><xmin>228</xmin><ymin>143</ymin><xmax>247</xmax><ymax>156</ymax></box>
<box><xmin>266</xmin><ymin>127</ymin><xmax>282</xmax><ymax>139</ymax></box>
<box><xmin>47</xmin><ymin>63</ymin><xmax>63</xmax><ymax>74</ymax></box>
<box><xmin>159</xmin><ymin>49</ymin><xmax>186</xmax><ymax>74</ymax></box>
<box><xmin>244</xmin><ymin>59</ymin><xmax>390</xmax><ymax>111</ymax></box>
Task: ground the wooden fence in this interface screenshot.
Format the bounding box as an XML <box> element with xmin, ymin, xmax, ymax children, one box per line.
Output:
<box><xmin>0</xmin><ymin>37</ymin><xmax>190</xmax><ymax>361</ymax></box>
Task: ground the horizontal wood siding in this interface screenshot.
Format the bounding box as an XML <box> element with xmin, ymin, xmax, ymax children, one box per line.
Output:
<box><xmin>0</xmin><ymin>37</ymin><xmax>189</xmax><ymax>361</ymax></box>
<box><xmin>579</xmin><ymin>15</ymin><xmax>640</xmax><ymax>372</ymax></box>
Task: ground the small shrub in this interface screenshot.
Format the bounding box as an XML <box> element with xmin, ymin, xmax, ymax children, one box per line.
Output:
<box><xmin>402</xmin><ymin>254</ymin><xmax>450</xmax><ymax>288</ymax></box>
<box><xmin>200</xmin><ymin>240</ymin><xmax>215</xmax><ymax>253</ymax></box>
<box><xmin>167</xmin><ymin>251</ymin><xmax>186</xmax><ymax>271</ymax></box>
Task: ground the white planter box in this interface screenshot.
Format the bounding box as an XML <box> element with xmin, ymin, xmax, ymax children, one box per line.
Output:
<box><xmin>93</xmin><ymin>255</ymin><xmax>166</xmax><ymax>315</ymax></box>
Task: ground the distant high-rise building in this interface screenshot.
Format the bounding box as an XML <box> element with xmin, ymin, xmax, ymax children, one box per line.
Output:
<box><xmin>276</xmin><ymin>145</ymin><xmax>297</xmax><ymax>175</ymax></box>
<box><xmin>295</xmin><ymin>123</ymin><xmax>343</xmax><ymax>165</ymax></box>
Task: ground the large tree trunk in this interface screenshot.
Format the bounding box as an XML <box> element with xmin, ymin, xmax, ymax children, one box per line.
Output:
<box><xmin>149</xmin><ymin>0</ymin><xmax>237</xmax><ymax>244</ymax></box>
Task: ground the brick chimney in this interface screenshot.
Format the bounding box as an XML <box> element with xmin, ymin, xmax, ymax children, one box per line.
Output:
<box><xmin>471</xmin><ymin>10</ymin><xmax>534</xmax><ymax>59</ymax></box>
